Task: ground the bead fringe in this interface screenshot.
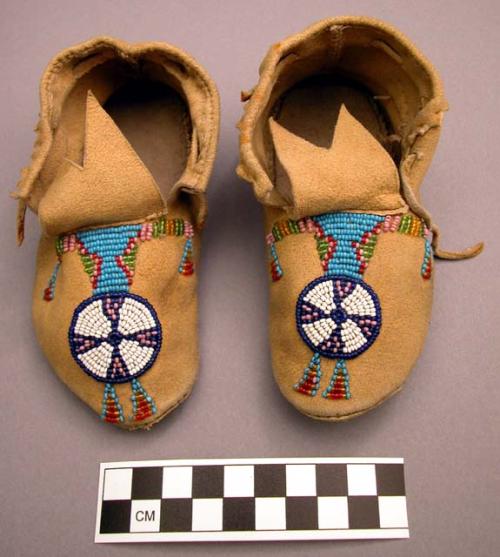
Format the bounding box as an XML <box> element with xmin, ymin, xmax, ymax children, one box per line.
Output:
<box><xmin>294</xmin><ymin>353</ymin><xmax>322</xmax><ymax>396</ymax></box>
<box><xmin>178</xmin><ymin>237</ymin><xmax>194</xmax><ymax>276</ymax></box>
<box><xmin>101</xmin><ymin>383</ymin><xmax>124</xmax><ymax>423</ymax></box>
<box><xmin>131</xmin><ymin>378</ymin><xmax>157</xmax><ymax>422</ymax></box>
<box><xmin>322</xmin><ymin>360</ymin><xmax>351</xmax><ymax>400</ymax></box>
<box><xmin>43</xmin><ymin>261</ymin><xmax>61</xmax><ymax>301</ymax></box>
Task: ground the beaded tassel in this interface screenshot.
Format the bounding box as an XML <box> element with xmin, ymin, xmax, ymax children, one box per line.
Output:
<box><xmin>43</xmin><ymin>261</ymin><xmax>61</xmax><ymax>301</ymax></box>
<box><xmin>421</xmin><ymin>237</ymin><xmax>433</xmax><ymax>279</ymax></box>
<box><xmin>131</xmin><ymin>378</ymin><xmax>157</xmax><ymax>422</ymax></box>
<box><xmin>101</xmin><ymin>383</ymin><xmax>124</xmax><ymax>423</ymax></box>
<box><xmin>294</xmin><ymin>353</ymin><xmax>322</xmax><ymax>396</ymax></box>
<box><xmin>322</xmin><ymin>360</ymin><xmax>351</xmax><ymax>400</ymax></box>
<box><xmin>268</xmin><ymin>241</ymin><xmax>283</xmax><ymax>281</ymax></box>
<box><xmin>178</xmin><ymin>237</ymin><xmax>194</xmax><ymax>276</ymax></box>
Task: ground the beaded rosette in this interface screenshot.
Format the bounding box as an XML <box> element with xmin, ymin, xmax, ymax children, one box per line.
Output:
<box><xmin>44</xmin><ymin>217</ymin><xmax>195</xmax><ymax>424</ymax></box>
<box><xmin>267</xmin><ymin>212</ymin><xmax>432</xmax><ymax>399</ymax></box>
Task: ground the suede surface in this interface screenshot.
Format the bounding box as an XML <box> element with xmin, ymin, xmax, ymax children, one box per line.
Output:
<box><xmin>15</xmin><ymin>37</ymin><xmax>220</xmax><ymax>236</ymax></box>
<box><xmin>33</xmin><ymin>220</ymin><xmax>201</xmax><ymax>429</ymax></box>
<box><xmin>19</xmin><ymin>37</ymin><xmax>220</xmax><ymax>429</ymax></box>
<box><xmin>266</xmin><ymin>210</ymin><xmax>432</xmax><ymax>419</ymax></box>
<box><xmin>38</xmin><ymin>92</ymin><xmax>166</xmax><ymax>237</ymax></box>
<box><xmin>237</xmin><ymin>16</ymin><xmax>448</xmax><ymax>212</ymax></box>
<box><xmin>239</xmin><ymin>17</ymin><xmax>469</xmax><ymax>419</ymax></box>
<box><xmin>270</xmin><ymin>108</ymin><xmax>406</xmax><ymax>216</ymax></box>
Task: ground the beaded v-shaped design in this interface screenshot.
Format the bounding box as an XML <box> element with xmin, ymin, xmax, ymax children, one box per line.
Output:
<box><xmin>44</xmin><ymin>217</ymin><xmax>195</xmax><ymax>424</ymax></box>
<box><xmin>268</xmin><ymin>211</ymin><xmax>432</xmax><ymax>400</ymax></box>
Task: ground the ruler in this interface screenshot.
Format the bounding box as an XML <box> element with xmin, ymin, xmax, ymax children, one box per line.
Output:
<box><xmin>95</xmin><ymin>457</ymin><xmax>408</xmax><ymax>543</ymax></box>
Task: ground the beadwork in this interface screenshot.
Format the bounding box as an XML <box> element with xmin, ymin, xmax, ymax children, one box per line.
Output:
<box><xmin>421</xmin><ymin>237</ymin><xmax>433</xmax><ymax>280</ymax></box>
<box><xmin>131</xmin><ymin>378</ymin><xmax>157</xmax><ymax>421</ymax></box>
<box><xmin>313</xmin><ymin>213</ymin><xmax>385</xmax><ymax>277</ymax></box>
<box><xmin>296</xmin><ymin>275</ymin><xmax>381</xmax><ymax>359</ymax></box>
<box><xmin>294</xmin><ymin>353</ymin><xmax>322</xmax><ymax>396</ymax></box>
<box><xmin>43</xmin><ymin>216</ymin><xmax>195</xmax><ymax>425</ymax></box>
<box><xmin>179</xmin><ymin>237</ymin><xmax>194</xmax><ymax>276</ymax></box>
<box><xmin>69</xmin><ymin>292</ymin><xmax>162</xmax><ymax>384</ymax></box>
<box><xmin>43</xmin><ymin>261</ymin><xmax>61</xmax><ymax>301</ymax></box>
<box><xmin>45</xmin><ymin>217</ymin><xmax>195</xmax><ymax>300</ymax></box>
<box><xmin>267</xmin><ymin>212</ymin><xmax>432</xmax><ymax>281</ymax></box>
<box><xmin>323</xmin><ymin>360</ymin><xmax>351</xmax><ymax>400</ymax></box>
<box><xmin>101</xmin><ymin>383</ymin><xmax>124</xmax><ymax>423</ymax></box>
<box><xmin>267</xmin><ymin>211</ymin><xmax>432</xmax><ymax>401</ymax></box>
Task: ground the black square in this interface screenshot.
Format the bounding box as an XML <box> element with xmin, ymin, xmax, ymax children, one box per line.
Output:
<box><xmin>100</xmin><ymin>500</ymin><xmax>131</xmax><ymax>534</ymax></box>
<box><xmin>316</xmin><ymin>464</ymin><xmax>348</xmax><ymax>496</ymax></box>
<box><xmin>376</xmin><ymin>464</ymin><xmax>406</xmax><ymax>496</ymax></box>
<box><xmin>286</xmin><ymin>497</ymin><xmax>318</xmax><ymax>530</ymax></box>
<box><xmin>254</xmin><ymin>464</ymin><xmax>286</xmax><ymax>497</ymax></box>
<box><xmin>192</xmin><ymin>466</ymin><xmax>224</xmax><ymax>498</ymax></box>
<box><xmin>131</xmin><ymin>467</ymin><xmax>163</xmax><ymax>500</ymax></box>
<box><xmin>160</xmin><ymin>499</ymin><xmax>192</xmax><ymax>532</ymax></box>
<box><xmin>348</xmin><ymin>496</ymin><xmax>380</xmax><ymax>529</ymax></box>
<box><xmin>223</xmin><ymin>498</ymin><xmax>255</xmax><ymax>531</ymax></box>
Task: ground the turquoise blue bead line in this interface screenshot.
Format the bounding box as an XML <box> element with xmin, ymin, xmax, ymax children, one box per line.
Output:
<box><xmin>313</xmin><ymin>213</ymin><xmax>385</xmax><ymax>278</ymax></box>
<box><xmin>178</xmin><ymin>238</ymin><xmax>193</xmax><ymax>273</ymax></box>
<box><xmin>270</xmin><ymin>243</ymin><xmax>283</xmax><ymax>277</ymax></box>
<box><xmin>422</xmin><ymin>238</ymin><xmax>432</xmax><ymax>275</ymax></box>
<box><xmin>77</xmin><ymin>225</ymin><xmax>142</xmax><ymax>294</ymax></box>
<box><xmin>45</xmin><ymin>260</ymin><xmax>61</xmax><ymax>299</ymax></box>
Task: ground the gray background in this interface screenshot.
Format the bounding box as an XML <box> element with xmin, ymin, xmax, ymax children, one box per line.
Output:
<box><xmin>1</xmin><ymin>1</ymin><xmax>499</xmax><ymax>555</ymax></box>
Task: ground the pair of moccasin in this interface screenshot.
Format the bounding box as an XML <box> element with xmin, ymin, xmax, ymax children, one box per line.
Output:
<box><xmin>14</xmin><ymin>17</ymin><xmax>482</xmax><ymax>430</ymax></box>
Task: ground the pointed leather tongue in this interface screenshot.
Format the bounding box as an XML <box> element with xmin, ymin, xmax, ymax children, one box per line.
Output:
<box><xmin>269</xmin><ymin>104</ymin><xmax>407</xmax><ymax>217</ymax></box>
<box><xmin>38</xmin><ymin>91</ymin><xmax>166</xmax><ymax>236</ymax></box>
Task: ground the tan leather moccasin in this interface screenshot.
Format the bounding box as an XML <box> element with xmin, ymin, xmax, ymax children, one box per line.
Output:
<box><xmin>15</xmin><ymin>37</ymin><xmax>219</xmax><ymax>429</ymax></box>
<box><xmin>238</xmin><ymin>17</ymin><xmax>483</xmax><ymax>420</ymax></box>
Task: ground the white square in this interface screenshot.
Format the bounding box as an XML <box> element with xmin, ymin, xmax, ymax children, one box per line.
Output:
<box><xmin>255</xmin><ymin>498</ymin><xmax>287</xmax><ymax>530</ymax></box>
<box><xmin>192</xmin><ymin>499</ymin><xmax>223</xmax><ymax>531</ymax></box>
<box><xmin>162</xmin><ymin>466</ymin><xmax>192</xmax><ymax>498</ymax></box>
<box><xmin>378</xmin><ymin>496</ymin><xmax>408</xmax><ymax>528</ymax></box>
<box><xmin>347</xmin><ymin>464</ymin><xmax>377</xmax><ymax>495</ymax></box>
<box><xmin>103</xmin><ymin>468</ymin><xmax>132</xmax><ymax>501</ymax></box>
<box><xmin>224</xmin><ymin>465</ymin><xmax>254</xmax><ymax>497</ymax></box>
<box><xmin>130</xmin><ymin>500</ymin><xmax>161</xmax><ymax>532</ymax></box>
<box><xmin>286</xmin><ymin>464</ymin><xmax>317</xmax><ymax>496</ymax></box>
<box><xmin>317</xmin><ymin>496</ymin><xmax>349</xmax><ymax>529</ymax></box>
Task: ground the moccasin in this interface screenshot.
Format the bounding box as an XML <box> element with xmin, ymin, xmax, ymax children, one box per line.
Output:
<box><xmin>15</xmin><ymin>37</ymin><xmax>219</xmax><ymax>429</ymax></box>
<box><xmin>238</xmin><ymin>17</ymin><xmax>482</xmax><ymax>420</ymax></box>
